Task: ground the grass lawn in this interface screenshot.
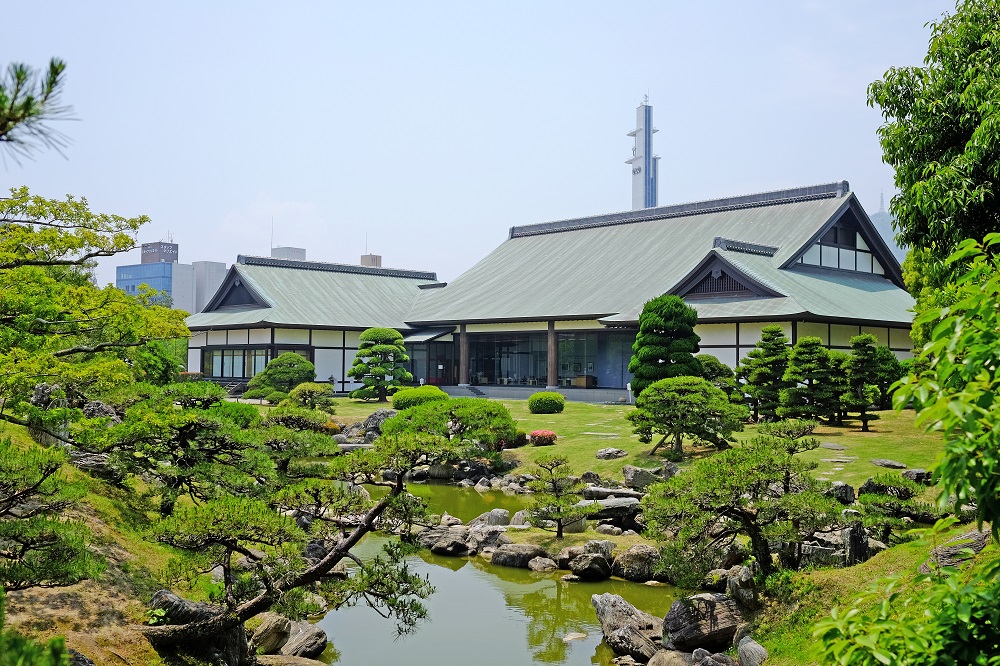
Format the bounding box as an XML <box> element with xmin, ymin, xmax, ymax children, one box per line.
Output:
<box><xmin>324</xmin><ymin>397</ymin><xmax>944</xmax><ymax>488</ymax></box>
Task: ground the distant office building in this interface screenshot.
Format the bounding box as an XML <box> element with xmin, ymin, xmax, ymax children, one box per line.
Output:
<box><xmin>271</xmin><ymin>246</ymin><xmax>307</xmax><ymax>261</ymax></box>
<box><xmin>626</xmin><ymin>97</ymin><xmax>660</xmax><ymax>210</ymax></box>
<box><xmin>867</xmin><ymin>193</ymin><xmax>907</xmax><ymax>264</ymax></box>
<box><xmin>116</xmin><ymin>242</ymin><xmax>226</xmax><ymax>314</ymax></box>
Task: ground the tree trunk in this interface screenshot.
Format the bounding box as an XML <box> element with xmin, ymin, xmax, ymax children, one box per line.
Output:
<box><xmin>742</xmin><ymin>520</ymin><xmax>774</xmax><ymax>577</ymax></box>
<box><xmin>556</xmin><ymin>520</ymin><xmax>564</xmax><ymax>539</ymax></box>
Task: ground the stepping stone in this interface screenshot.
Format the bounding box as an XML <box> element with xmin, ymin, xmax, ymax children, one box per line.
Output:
<box><xmin>833</xmin><ymin>466</ymin><xmax>844</xmax><ymax>471</ymax></box>
<box><xmin>820</xmin><ymin>442</ymin><xmax>847</xmax><ymax>451</ymax></box>
<box><xmin>822</xmin><ymin>458</ymin><xmax>854</xmax><ymax>464</ymax></box>
<box><xmin>871</xmin><ymin>458</ymin><xmax>907</xmax><ymax>469</ymax></box>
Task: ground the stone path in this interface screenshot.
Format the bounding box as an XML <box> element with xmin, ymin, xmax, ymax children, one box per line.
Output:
<box><xmin>820</xmin><ymin>442</ymin><xmax>847</xmax><ymax>451</ymax></box>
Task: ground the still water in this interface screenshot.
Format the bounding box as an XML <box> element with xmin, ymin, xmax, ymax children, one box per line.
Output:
<box><xmin>316</xmin><ymin>483</ymin><xmax>679</xmax><ymax>665</ymax></box>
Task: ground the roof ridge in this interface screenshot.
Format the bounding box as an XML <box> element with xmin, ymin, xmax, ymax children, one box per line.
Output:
<box><xmin>509</xmin><ymin>181</ymin><xmax>850</xmax><ymax>239</ymax></box>
<box><xmin>236</xmin><ymin>255</ymin><xmax>437</xmax><ymax>281</ymax></box>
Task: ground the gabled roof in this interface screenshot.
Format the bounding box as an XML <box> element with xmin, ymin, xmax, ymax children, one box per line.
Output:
<box><xmin>407</xmin><ymin>182</ymin><xmax>906</xmax><ymax>326</ymax></box>
<box><xmin>186</xmin><ymin>255</ymin><xmax>437</xmax><ymax>331</ymax></box>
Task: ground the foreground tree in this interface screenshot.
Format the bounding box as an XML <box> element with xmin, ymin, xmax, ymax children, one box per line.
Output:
<box><xmin>527</xmin><ymin>456</ymin><xmax>597</xmax><ymax>539</ymax></box>
<box><xmin>627</xmin><ymin>294</ymin><xmax>702</xmax><ymax>397</ymax></box>
<box><xmin>0</xmin><ymin>59</ymin><xmax>72</xmax><ymax>161</ymax></box>
<box><xmin>642</xmin><ymin>437</ymin><xmax>840</xmax><ymax>580</ymax></box>
<box><xmin>348</xmin><ymin>328</ymin><xmax>412</xmax><ymax>402</ymax></box>
<box><xmin>627</xmin><ymin>376</ymin><xmax>747</xmax><ymax>456</ymax></box>
<box><xmin>142</xmin><ymin>433</ymin><xmax>452</xmax><ymax>666</ymax></box>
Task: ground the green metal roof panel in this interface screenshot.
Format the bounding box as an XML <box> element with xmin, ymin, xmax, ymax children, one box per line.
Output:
<box><xmin>407</xmin><ymin>193</ymin><xmax>850</xmax><ymax>324</ymax></box>
<box><xmin>187</xmin><ymin>259</ymin><xmax>436</xmax><ymax>330</ymax></box>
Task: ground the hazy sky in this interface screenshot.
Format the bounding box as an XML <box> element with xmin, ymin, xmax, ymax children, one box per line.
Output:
<box><xmin>5</xmin><ymin>1</ymin><xmax>954</xmax><ymax>286</ymax></box>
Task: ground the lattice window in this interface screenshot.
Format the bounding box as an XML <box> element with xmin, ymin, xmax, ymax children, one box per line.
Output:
<box><xmin>688</xmin><ymin>270</ymin><xmax>751</xmax><ymax>295</ymax></box>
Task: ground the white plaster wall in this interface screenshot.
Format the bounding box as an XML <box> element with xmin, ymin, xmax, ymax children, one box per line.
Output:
<box><xmin>466</xmin><ymin>322</ymin><xmax>548</xmax><ymax>333</ymax></box>
<box><xmin>889</xmin><ymin>328</ymin><xmax>912</xmax><ymax>350</ymax></box>
<box><xmin>311</xmin><ymin>329</ymin><xmax>342</xmax><ymax>346</ymax></box>
<box><xmin>249</xmin><ymin>329</ymin><xmax>271</xmax><ymax>344</ymax></box>
<box><xmin>860</xmin><ymin>326</ymin><xmax>889</xmax><ymax>346</ymax></box>
<box><xmin>228</xmin><ymin>329</ymin><xmax>250</xmax><ymax>345</ymax></box>
<box><xmin>207</xmin><ymin>330</ymin><xmax>227</xmax><ymax>345</ymax></box>
<box><xmin>189</xmin><ymin>332</ymin><xmax>207</xmax><ymax>348</ymax></box>
<box><xmin>344</xmin><ymin>331</ymin><xmax>362</xmax><ymax>347</ymax></box>
<box><xmin>696</xmin><ymin>323</ymin><xmax>737</xmax><ymax>346</ymax></box>
<box><xmin>738</xmin><ymin>322</ymin><xmax>791</xmax><ymax>346</ymax></box>
<box><xmin>797</xmin><ymin>322</ymin><xmax>828</xmax><ymax>343</ymax></box>
<box><xmin>830</xmin><ymin>324</ymin><xmax>860</xmax><ymax>347</ymax></box>
<box><xmin>186</xmin><ymin>348</ymin><xmax>200</xmax><ymax>373</ymax></box>
<box><xmin>274</xmin><ymin>328</ymin><xmax>309</xmax><ymax>344</ymax></box>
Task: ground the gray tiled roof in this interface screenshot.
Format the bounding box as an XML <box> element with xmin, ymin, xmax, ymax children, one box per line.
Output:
<box><xmin>186</xmin><ymin>256</ymin><xmax>436</xmax><ymax>330</ymax></box>
<box><xmin>406</xmin><ymin>184</ymin><xmax>903</xmax><ymax>325</ymax></box>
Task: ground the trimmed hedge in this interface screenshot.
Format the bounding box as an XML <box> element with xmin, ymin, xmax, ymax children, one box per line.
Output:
<box><xmin>382</xmin><ymin>397</ymin><xmax>517</xmax><ymax>453</ymax></box>
<box><xmin>391</xmin><ymin>385</ymin><xmax>449</xmax><ymax>410</ymax></box>
<box><xmin>528</xmin><ymin>391</ymin><xmax>565</xmax><ymax>414</ymax></box>
<box><xmin>529</xmin><ymin>429</ymin><xmax>557</xmax><ymax>446</ymax></box>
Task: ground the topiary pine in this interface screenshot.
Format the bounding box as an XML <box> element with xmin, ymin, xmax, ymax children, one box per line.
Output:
<box><xmin>745</xmin><ymin>325</ymin><xmax>791</xmax><ymax>421</ymax></box>
<box><xmin>627</xmin><ymin>294</ymin><xmax>702</xmax><ymax>397</ymax></box>
<box><xmin>347</xmin><ymin>328</ymin><xmax>412</xmax><ymax>402</ymax></box>
<box><xmin>246</xmin><ymin>352</ymin><xmax>316</xmax><ymax>395</ymax></box>
<box><xmin>843</xmin><ymin>333</ymin><xmax>881</xmax><ymax>432</ymax></box>
<box><xmin>778</xmin><ymin>336</ymin><xmax>838</xmax><ymax>422</ymax></box>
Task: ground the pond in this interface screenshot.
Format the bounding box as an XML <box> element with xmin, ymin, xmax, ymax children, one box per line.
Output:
<box><xmin>315</xmin><ymin>482</ymin><xmax>681</xmax><ymax>665</ymax></box>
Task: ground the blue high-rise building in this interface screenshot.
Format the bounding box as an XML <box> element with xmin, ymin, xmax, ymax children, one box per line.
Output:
<box><xmin>626</xmin><ymin>97</ymin><xmax>660</xmax><ymax>210</ymax></box>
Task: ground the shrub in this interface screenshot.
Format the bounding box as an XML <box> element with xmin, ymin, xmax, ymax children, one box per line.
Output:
<box><xmin>242</xmin><ymin>388</ymin><xmax>269</xmax><ymax>400</ymax></box>
<box><xmin>246</xmin><ymin>352</ymin><xmax>316</xmax><ymax>395</ymax></box>
<box><xmin>264</xmin><ymin>406</ymin><xmax>331</xmax><ymax>433</ymax></box>
<box><xmin>178</xmin><ymin>371</ymin><xmax>203</xmax><ymax>382</ymax></box>
<box><xmin>382</xmin><ymin>398</ymin><xmax>517</xmax><ymax>453</ymax></box>
<box><xmin>528</xmin><ymin>391</ymin><xmax>565</xmax><ymax>414</ymax></box>
<box><xmin>265</xmin><ymin>391</ymin><xmax>288</xmax><ymax>405</ymax></box>
<box><xmin>529</xmin><ymin>430</ymin><xmax>557</xmax><ymax>446</ymax></box>
<box><xmin>287</xmin><ymin>382</ymin><xmax>336</xmax><ymax>411</ymax></box>
<box><xmin>503</xmin><ymin>431</ymin><xmax>529</xmax><ymax>449</ymax></box>
<box><xmin>392</xmin><ymin>385</ymin><xmax>449</xmax><ymax>410</ymax></box>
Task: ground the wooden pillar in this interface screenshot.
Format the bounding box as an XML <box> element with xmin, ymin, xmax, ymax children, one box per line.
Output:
<box><xmin>546</xmin><ymin>320</ymin><xmax>558</xmax><ymax>389</ymax></box>
<box><xmin>458</xmin><ymin>324</ymin><xmax>470</xmax><ymax>386</ymax></box>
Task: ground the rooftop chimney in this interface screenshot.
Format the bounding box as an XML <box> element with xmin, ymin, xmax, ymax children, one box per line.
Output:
<box><xmin>360</xmin><ymin>254</ymin><xmax>382</xmax><ymax>268</ymax></box>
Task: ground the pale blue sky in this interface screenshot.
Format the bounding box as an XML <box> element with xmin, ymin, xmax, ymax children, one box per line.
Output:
<box><xmin>4</xmin><ymin>1</ymin><xmax>954</xmax><ymax>286</ymax></box>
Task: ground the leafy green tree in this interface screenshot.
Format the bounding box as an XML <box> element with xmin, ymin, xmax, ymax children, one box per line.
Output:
<box><xmin>527</xmin><ymin>456</ymin><xmax>597</xmax><ymax>539</ymax></box>
<box><xmin>141</xmin><ymin>433</ymin><xmax>452</xmax><ymax>666</ymax></box>
<box><xmin>695</xmin><ymin>353</ymin><xmax>741</xmax><ymax>402</ymax></box>
<box><xmin>381</xmin><ymin>397</ymin><xmax>517</xmax><ymax>454</ymax></box>
<box><xmin>244</xmin><ymin>352</ymin><xmax>316</xmax><ymax>398</ymax></box>
<box><xmin>842</xmin><ymin>334</ymin><xmax>881</xmax><ymax>432</ymax></box>
<box><xmin>347</xmin><ymin>328</ymin><xmax>412</xmax><ymax>402</ymax></box>
<box><xmin>778</xmin><ymin>336</ymin><xmax>838</xmax><ymax>421</ymax></box>
<box><xmin>0</xmin><ymin>59</ymin><xmax>72</xmax><ymax>161</ymax></box>
<box><xmin>642</xmin><ymin>437</ymin><xmax>840</xmax><ymax>579</ymax></box>
<box><xmin>744</xmin><ymin>325</ymin><xmax>792</xmax><ymax>421</ymax></box>
<box><xmin>827</xmin><ymin>350</ymin><xmax>851</xmax><ymax>426</ymax></box>
<box><xmin>872</xmin><ymin>345</ymin><xmax>904</xmax><ymax>410</ymax></box>
<box><xmin>0</xmin><ymin>590</ymin><xmax>69</xmax><ymax>666</ymax></box>
<box><xmin>627</xmin><ymin>294</ymin><xmax>702</xmax><ymax>397</ymax></box>
<box><xmin>286</xmin><ymin>381</ymin><xmax>336</xmax><ymax>411</ymax></box>
<box><xmin>626</xmin><ymin>376</ymin><xmax>747</xmax><ymax>456</ymax></box>
<box><xmin>0</xmin><ymin>438</ymin><xmax>104</xmax><ymax>590</ymax></box>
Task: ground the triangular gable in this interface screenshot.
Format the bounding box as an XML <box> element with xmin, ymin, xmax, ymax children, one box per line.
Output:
<box><xmin>202</xmin><ymin>266</ymin><xmax>271</xmax><ymax>312</ymax></box>
<box><xmin>670</xmin><ymin>251</ymin><xmax>784</xmax><ymax>299</ymax></box>
<box><xmin>780</xmin><ymin>194</ymin><xmax>905</xmax><ymax>288</ymax></box>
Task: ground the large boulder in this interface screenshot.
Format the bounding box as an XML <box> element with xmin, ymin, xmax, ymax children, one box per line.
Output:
<box><xmin>469</xmin><ymin>508</ymin><xmax>511</xmax><ymax>527</ymax></box>
<box><xmin>510</xmin><ymin>509</ymin><xmax>531</xmax><ymax>526</ymax></box>
<box><xmin>361</xmin><ymin>408</ymin><xmax>397</xmax><ymax>435</ymax></box>
<box><xmin>528</xmin><ymin>556</ymin><xmax>558</xmax><ymax>572</ymax></box>
<box><xmin>842</xmin><ymin>523</ymin><xmax>870</xmax><ymax>566</ymax></box>
<box><xmin>466</xmin><ymin>524</ymin><xmax>512</xmax><ymax>553</ymax></box>
<box><xmin>490</xmin><ymin>543</ymin><xmax>549</xmax><ymax>569</ymax></box>
<box><xmin>870</xmin><ymin>458</ymin><xmax>907</xmax><ymax>469</ymax></box>
<box><xmin>250</xmin><ymin>613</ymin><xmax>292</xmax><ymax>655</ymax></box>
<box><xmin>827</xmin><ymin>481</ymin><xmax>855</xmax><ymax>505</ymax></box>
<box><xmin>556</xmin><ymin>546</ymin><xmax>587</xmax><ymax>569</ymax></box>
<box><xmin>428</xmin><ymin>463</ymin><xmax>455</xmax><ymax>480</ymax></box>
<box><xmin>430</xmin><ymin>535</ymin><xmax>472</xmax><ymax>557</ymax></box>
<box><xmin>68</xmin><ymin>651</ymin><xmax>96</xmax><ymax>666</ymax></box>
<box><xmin>725</xmin><ymin>566</ymin><xmax>758</xmax><ymax>609</ymax></box>
<box><xmin>569</xmin><ymin>553</ymin><xmax>612</xmax><ymax>581</ymax></box>
<box><xmin>597</xmin><ymin>448</ymin><xmax>628</xmax><ymax>460</ymax></box>
<box><xmin>612</xmin><ymin>545</ymin><xmax>662</xmax><ymax>583</ymax></box>
<box><xmin>592</xmin><ymin>593</ymin><xmax>664</xmax><ymax>662</ymax></box>
<box><xmin>663</xmin><ymin>593</ymin><xmax>743</xmax><ymax>652</ymax></box>
<box><xmin>279</xmin><ymin>621</ymin><xmax>328</xmax><ymax>659</ymax></box>
<box><xmin>623</xmin><ymin>465</ymin><xmax>661</xmax><ymax>491</ymax></box>
<box><xmin>257</xmin><ymin>656</ymin><xmax>329</xmax><ymax>666</ymax></box>
<box><xmin>584</xmin><ymin>486</ymin><xmax>646</xmax><ymax>500</ymax></box>
<box><xmin>585</xmin><ymin>539</ymin><xmax>616</xmax><ymax>559</ymax></box>
<box><xmin>563</xmin><ymin>516</ymin><xmax>588</xmax><ymax>533</ymax></box>
<box><xmin>919</xmin><ymin>529</ymin><xmax>991</xmax><ymax>573</ymax></box>
<box><xmin>649</xmin><ymin>652</ymin><xmax>693</xmax><ymax>666</ymax></box>
<box><xmin>149</xmin><ymin>590</ymin><xmax>248</xmax><ymax>664</ymax></box>
<box><xmin>578</xmin><ymin>497</ymin><xmax>642</xmax><ymax>523</ymax></box>
<box><xmin>737</xmin><ymin>636</ymin><xmax>768</xmax><ymax>666</ymax></box>
<box><xmin>901</xmin><ymin>468</ymin><xmax>932</xmax><ymax>484</ymax></box>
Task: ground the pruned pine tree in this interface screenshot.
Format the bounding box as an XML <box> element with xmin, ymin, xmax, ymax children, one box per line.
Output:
<box><xmin>627</xmin><ymin>294</ymin><xmax>702</xmax><ymax>398</ymax></box>
<box><xmin>843</xmin><ymin>334</ymin><xmax>881</xmax><ymax>432</ymax></box>
<box><xmin>0</xmin><ymin>59</ymin><xmax>73</xmax><ymax>162</ymax></box>
<box><xmin>745</xmin><ymin>325</ymin><xmax>792</xmax><ymax>421</ymax></box>
<box><xmin>778</xmin><ymin>336</ymin><xmax>838</xmax><ymax>421</ymax></box>
<box><xmin>348</xmin><ymin>328</ymin><xmax>412</xmax><ymax>402</ymax></box>
<box><xmin>527</xmin><ymin>456</ymin><xmax>598</xmax><ymax>539</ymax></box>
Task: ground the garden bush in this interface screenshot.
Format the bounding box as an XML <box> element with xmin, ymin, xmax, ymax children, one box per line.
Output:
<box><xmin>287</xmin><ymin>382</ymin><xmax>336</xmax><ymax>411</ymax></box>
<box><xmin>391</xmin><ymin>385</ymin><xmax>449</xmax><ymax>410</ymax></box>
<box><xmin>528</xmin><ymin>391</ymin><xmax>565</xmax><ymax>414</ymax></box>
<box><xmin>382</xmin><ymin>397</ymin><xmax>517</xmax><ymax>452</ymax></box>
<box><xmin>503</xmin><ymin>431</ymin><xmax>528</xmax><ymax>449</ymax></box>
<box><xmin>529</xmin><ymin>430</ymin><xmax>557</xmax><ymax>446</ymax></box>
<box><xmin>265</xmin><ymin>391</ymin><xmax>288</xmax><ymax>405</ymax></box>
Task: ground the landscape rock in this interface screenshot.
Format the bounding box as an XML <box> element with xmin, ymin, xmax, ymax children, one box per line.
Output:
<box><xmin>466</xmin><ymin>524</ymin><xmax>511</xmax><ymax>553</ymax></box>
<box><xmin>82</xmin><ymin>400</ymin><xmax>120</xmax><ymax>422</ymax></box>
<box><xmin>698</xmin><ymin>654</ymin><xmax>737</xmax><ymax>666</ymax></box>
<box><xmin>68</xmin><ymin>650</ymin><xmax>96</xmax><ymax>666</ymax></box>
<box><xmin>431</xmin><ymin>535</ymin><xmax>472</xmax><ymax>557</ymax></box>
<box><xmin>585</xmin><ymin>539</ymin><xmax>616</xmax><ymax>559</ymax></box>
<box><xmin>661</xmin><ymin>461</ymin><xmax>680</xmax><ymax>479</ymax></box>
<box><xmin>725</xmin><ymin>566</ymin><xmax>758</xmax><ymax>609</ymax></box>
<box><xmin>591</xmin><ymin>593</ymin><xmax>664</xmax><ymax>662</ymax></box>
<box><xmin>612</xmin><ymin>545</ymin><xmax>662</xmax><ymax>583</ymax></box>
<box><xmin>579</xmin><ymin>497</ymin><xmax>641</xmax><ymax>522</ymax></box>
<box><xmin>569</xmin><ymin>553</ymin><xmax>612</xmax><ymax>581</ymax></box>
<box><xmin>596</xmin><ymin>524</ymin><xmax>623</xmax><ymax>536</ymax></box>
<box><xmin>428</xmin><ymin>463</ymin><xmax>454</xmax><ymax>480</ymax></box>
<box><xmin>563</xmin><ymin>516</ymin><xmax>588</xmax><ymax>533</ymax></box>
<box><xmin>556</xmin><ymin>546</ymin><xmax>587</xmax><ymax>569</ymax></box>
<box><xmin>257</xmin><ymin>656</ymin><xmax>329</xmax><ymax>666</ymax></box>
<box><xmin>361</xmin><ymin>408</ymin><xmax>397</xmax><ymax>434</ymax></box>
<box><xmin>510</xmin><ymin>509</ymin><xmax>531</xmax><ymax>526</ymax></box>
<box><xmin>529</xmin><ymin>556</ymin><xmax>558</xmax><ymax>572</ymax></box>
<box><xmin>250</xmin><ymin>613</ymin><xmax>292</xmax><ymax>655</ymax></box>
<box><xmin>149</xmin><ymin>590</ymin><xmax>249</xmax><ymax>663</ymax></box>
<box><xmin>663</xmin><ymin>593</ymin><xmax>743</xmax><ymax>652</ymax></box>
<box><xmin>475</xmin><ymin>478</ymin><xmax>492</xmax><ymax>493</ymax></box>
<box><xmin>827</xmin><ymin>481</ymin><xmax>855</xmax><ymax>505</ymax></box>
<box><xmin>901</xmin><ymin>468</ymin><xmax>932</xmax><ymax>484</ymax></box>
<box><xmin>919</xmin><ymin>529</ymin><xmax>991</xmax><ymax>573</ymax></box>
<box><xmin>870</xmin><ymin>458</ymin><xmax>907</xmax><ymax>469</ymax></box>
<box><xmin>842</xmin><ymin>523</ymin><xmax>870</xmax><ymax>566</ymax></box>
<box><xmin>737</xmin><ymin>636</ymin><xmax>768</xmax><ymax>666</ymax></box>
<box><xmin>584</xmin><ymin>486</ymin><xmax>645</xmax><ymax>501</ymax></box>
<box><xmin>490</xmin><ymin>543</ymin><xmax>549</xmax><ymax>569</ymax></box>
<box><xmin>440</xmin><ymin>512</ymin><xmax>464</xmax><ymax>527</ymax></box>
<box><xmin>581</xmin><ymin>471</ymin><xmax>603</xmax><ymax>484</ymax></box>
<box><xmin>649</xmin><ymin>651</ymin><xmax>693</xmax><ymax>666</ymax></box>
<box><xmin>469</xmin><ymin>508</ymin><xmax>511</xmax><ymax>527</ymax></box>
<box><xmin>597</xmin><ymin>447</ymin><xmax>628</xmax><ymax>460</ymax></box>
<box><xmin>279</xmin><ymin>621</ymin><xmax>328</xmax><ymax>659</ymax></box>
<box><xmin>623</xmin><ymin>465</ymin><xmax>661</xmax><ymax>490</ymax></box>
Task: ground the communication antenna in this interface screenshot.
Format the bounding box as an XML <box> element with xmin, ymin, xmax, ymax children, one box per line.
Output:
<box><xmin>365</xmin><ymin>231</ymin><xmax>368</xmax><ymax>254</ymax></box>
